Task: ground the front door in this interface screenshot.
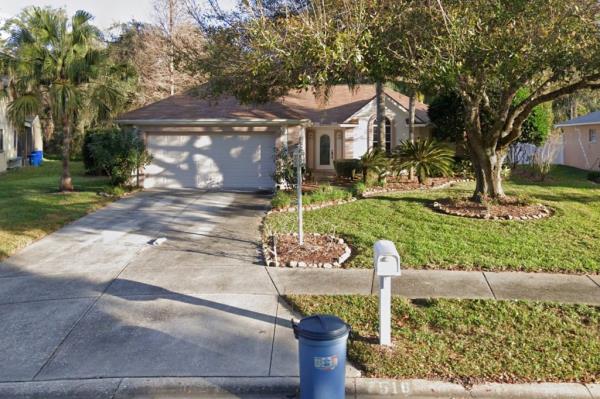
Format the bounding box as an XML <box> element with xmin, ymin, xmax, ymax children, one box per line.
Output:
<box><xmin>316</xmin><ymin>131</ymin><xmax>334</xmax><ymax>170</ymax></box>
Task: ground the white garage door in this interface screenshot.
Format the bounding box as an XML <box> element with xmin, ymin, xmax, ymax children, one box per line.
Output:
<box><xmin>144</xmin><ymin>133</ymin><xmax>276</xmax><ymax>190</ymax></box>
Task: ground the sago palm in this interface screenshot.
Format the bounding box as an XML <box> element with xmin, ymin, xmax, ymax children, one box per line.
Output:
<box><xmin>392</xmin><ymin>139</ymin><xmax>454</xmax><ymax>184</ymax></box>
<box><xmin>360</xmin><ymin>148</ymin><xmax>388</xmax><ymax>183</ymax></box>
<box><xmin>1</xmin><ymin>7</ymin><xmax>134</xmax><ymax>191</ymax></box>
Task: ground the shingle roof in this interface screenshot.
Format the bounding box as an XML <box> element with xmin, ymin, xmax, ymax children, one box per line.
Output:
<box><xmin>555</xmin><ymin>111</ymin><xmax>600</xmax><ymax>127</ymax></box>
<box><xmin>117</xmin><ymin>84</ymin><xmax>430</xmax><ymax>125</ymax></box>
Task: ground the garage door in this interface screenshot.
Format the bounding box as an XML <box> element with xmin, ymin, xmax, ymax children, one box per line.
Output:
<box><xmin>144</xmin><ymin>133</ymin><xmax>276</xmax><ymax>190</ymax></box>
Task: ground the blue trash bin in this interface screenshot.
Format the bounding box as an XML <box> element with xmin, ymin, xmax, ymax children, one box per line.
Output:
<box><xmin>29</xmin><ymin>151</ymin><xmax>43</xmax><ymax>167</ymax></box>
<box><xmin>293</xmin><ymin>314</ymin><xmax>350</xmax><ymax>399</ymax></box>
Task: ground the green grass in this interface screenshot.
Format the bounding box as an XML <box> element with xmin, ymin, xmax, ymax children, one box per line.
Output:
<box><xmin>272</xmin><ymin>184</ymin><xmax>353</xmax><ymax>209</ymax></box>
<box><xmin>286</xmin><ymin>295</ymin><xmax>600</xmax><ymax>384</ymax></box>
<box><xmin>265</xmin><ymin>166</ymin><xmax>600</xmax><ymax>273</ymax></box>
<box><xmin>0</xmin><ymin>160</ymin><xmax>114</xmax><ymax>260</ymax></box>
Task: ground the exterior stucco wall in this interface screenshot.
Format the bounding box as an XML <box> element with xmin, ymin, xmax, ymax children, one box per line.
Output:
<box><xmin>31</xmin><ymin>116</ymin><xmax>43</xmax><ymax>151</ymax></box>
<box><xmin>349</xmin><ymin>96</ymin><xmax>432</xmax><ymax>159</ymax></box>
<box><xmin>562</xmin><ymin>124</ymin><xmax>600</xmax><ymax>170</ymax></box>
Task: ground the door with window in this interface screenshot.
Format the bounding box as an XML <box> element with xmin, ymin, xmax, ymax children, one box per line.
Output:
<box><xmin>316</xmin><ymin>131</ymin><xmax>334</xmax><ymax>170</ymax></box>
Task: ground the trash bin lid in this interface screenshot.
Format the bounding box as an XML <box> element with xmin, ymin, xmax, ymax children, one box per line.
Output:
<box><xmin>294</xmin><ymin>314</ymin><xmax>350</xmax><ymax>341</ymax></box>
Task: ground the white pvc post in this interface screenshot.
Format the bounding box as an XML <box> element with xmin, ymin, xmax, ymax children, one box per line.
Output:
<box><xmin>379</xmin><ymin>275</ymin><xmax>392</xmax><ymax>346</ymax></box>
<box><xmin>296</xmin><ymin>134</ymin><xmax>304</xmax><ymax>246</ymax></box>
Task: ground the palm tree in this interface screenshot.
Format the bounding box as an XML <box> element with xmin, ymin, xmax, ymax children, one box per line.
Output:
<box><xmin>392</xmin><ymin>139</ymin><xmax>454</xmax><ymax>184</ymax></box>
<box><xmin>1</xmin><ymin>7</ymin><xmax>132</xmax><ymax>191</ymax></box>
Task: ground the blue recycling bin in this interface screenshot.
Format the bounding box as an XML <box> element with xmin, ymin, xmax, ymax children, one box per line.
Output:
<box><xmin>29</xmin><ymin>151</ymin><xmax>43</xmax><ymax>167</ymax></box>
<box><xmin>293</xmin><ymin>314</ymin><xmax>350</xmax><ymax>399</ymax></box>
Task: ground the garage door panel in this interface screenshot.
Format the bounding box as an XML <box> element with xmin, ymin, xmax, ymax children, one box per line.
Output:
<box><xmin>145</xmin><ymin>133</ymin><xmax>275</xmax><ymax>190</ymax></box>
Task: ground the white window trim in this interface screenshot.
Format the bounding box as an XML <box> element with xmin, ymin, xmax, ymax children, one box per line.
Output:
<box><xmin>589</xmin><ymin>129</ymin><xmax>598</xmax><ymax>144</ymax></box>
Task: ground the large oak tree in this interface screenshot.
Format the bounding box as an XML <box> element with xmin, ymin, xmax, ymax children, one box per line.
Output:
<box><xmin>410</xmin><ymin>0</ymin><xmax>600</xmax><ymax>199</ymax></box>
<box><xmin>189</xmin><ymin>0</ymin><xmax>600</xmax><ymax>200</ymax></box>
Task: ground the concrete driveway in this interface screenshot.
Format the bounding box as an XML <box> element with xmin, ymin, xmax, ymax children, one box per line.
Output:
<box><xmin>0</xmin><ymin>190</ymin><xmax>299</xmax><ymax>386</ymax></box>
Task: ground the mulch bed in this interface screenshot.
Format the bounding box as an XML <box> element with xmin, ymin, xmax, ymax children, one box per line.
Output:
<box><xmin>271</xmin><ymin>233</ymin><xmax>350</xmax><ymax>268</ymax></box>
<box><xmin>433</xmin><ymin>196</ymin><xmax>552</xmax><ymax>220</ymax></box>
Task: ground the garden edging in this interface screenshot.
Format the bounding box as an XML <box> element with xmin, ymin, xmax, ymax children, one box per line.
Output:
<box><xmin>262</xmin><ymin>233</ymin><xmax>352</xmax><ymax>268</ymax></box>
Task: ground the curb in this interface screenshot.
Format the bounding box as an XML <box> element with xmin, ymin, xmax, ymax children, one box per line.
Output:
<box><xmin>0</xmin><ymin>377</ymin><xmax>596</xmax><ymax>399</ymax></box>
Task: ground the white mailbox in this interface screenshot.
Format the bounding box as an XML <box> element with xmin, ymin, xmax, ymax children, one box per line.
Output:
<box><xmin>373</xmin><ymin>240</ymin><xmax>401</xmax><ymax>277</ymax></box>
<box><xmin>373</xmin><ymin>240</ymin><xmax>401</xmax><ymax>346</ymax></box>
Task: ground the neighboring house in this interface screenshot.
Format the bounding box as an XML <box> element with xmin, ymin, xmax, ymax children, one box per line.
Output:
<box><xmin>556</xmin><ymin>111</ymin><xmax>600</xmax><ymax>171</ymax></box>
<box><xmin>117</xmin><ymin>84</ymin><xmax>432</xmax><ymax>190</ymax></box>
<box><xmin>0</xmin><ymin>99</ymin><xmax>44</xmax><ymax>173</ymax></box>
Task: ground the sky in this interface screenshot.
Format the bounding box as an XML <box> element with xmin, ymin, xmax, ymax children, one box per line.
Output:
<box><xmin>0</xmin><ymin>0</ymin><xmax>234</xmax><ymax>31</ymax></box>
<box><xmin>0</xmin><ymin>1</ymin><xmax>156</xmax><ymax>30</ymax></box>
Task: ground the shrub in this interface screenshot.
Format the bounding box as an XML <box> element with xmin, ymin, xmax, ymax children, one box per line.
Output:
<box><xmin>360</xmin><ymin>149</ymin><xmax>388</xmax><ymax>183</ymax></box>
<box><xmin>334</xmin><ymin>159</ymin><xmax>362</xmax><ymax>179</ymax></box>
<box><xmin>588</xmin><ymin>171</ymin><xmax>600</xmax><ymax>183</ymax></box>
<box><xmin>86</xmin><ymin>128</ymin><xmax>152</xmax><ymax>186</ymax></box>
<box><xmin>273</xmin><ymin>147</ymin><xmax>302</xmax><ymax>188</ymax></box>
<box><xmin>452</xmin><ymin>158</ymin><xmax>474</xmax><ymax>179</ymax></box>
<box><xmin>271</xmin><ymin>190</ymin><xmax>292</xmax><ymax>209</ymax></box>
<box><xmin>530</xmin><ymin>134</ymin><xmax>561</xmax><ymax>182</ymax></box>
<box><xmin>392</xmin><ymin>139</ymin><xmax>454</xmax><ymax>184</ymax></box>
<box><xmin>83</xmin><ymin>128</ymin><xmax>121</xmax><ymax>175</ymax></box>
<box><xmin>303</xmin><ymin>184</ymin><xmax>352</xmax><ymax>205</ymax></box>
<box><xmin>352</xmin><ymin>182</ymin><xmax>367</xmax><ymax>197</ymax></box>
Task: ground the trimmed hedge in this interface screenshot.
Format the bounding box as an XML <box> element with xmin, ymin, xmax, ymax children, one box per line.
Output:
<box><xmin>334</xmin><ymin>159</ymin><xmax>362</xmax><ymax>179</ymax></box>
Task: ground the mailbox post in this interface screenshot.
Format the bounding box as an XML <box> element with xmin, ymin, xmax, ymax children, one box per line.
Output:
<box><xmin>373</xmin><ymin>240</ymin><xmax>401</xmax><ymax>346</ymax></box>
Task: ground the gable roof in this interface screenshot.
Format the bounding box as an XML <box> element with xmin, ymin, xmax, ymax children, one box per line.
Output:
<box><xmin>555</xmin><ymin>111</ymin><xmax>600</xmax><ymax>128</ymax></box>
<box><xmin>117</xmin><ymin>84</ymin><xmax>430</xmax><ymax>125</ymax></box>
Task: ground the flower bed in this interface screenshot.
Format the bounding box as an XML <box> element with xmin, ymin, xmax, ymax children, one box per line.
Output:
<box><xmin>263</xmin><ymin>233</ymin><xmax>351</xmax><ymax>268</ymax></box>
<box><xmin>432</xmin><ymin>196</ymin><xmax>553</xmax><ymax>220</ymax></box>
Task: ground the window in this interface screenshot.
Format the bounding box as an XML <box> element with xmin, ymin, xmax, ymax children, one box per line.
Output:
<box><xmin>590</xmin><ymin>129</ymin><xmax>598</xmax><ymax>144</ymax></box>
<box><xmin>0</xmin><ymin>129</ymin><xmax>3</xmax><ymax>152</ymax></box>
<box><xmin>13</xmin><ymin>130</ymin><xmax>17</xmax><ymax>149</ymax></box>
<box><xmin>372</xmin><ymin>118</ymin><xmax>392</xmax><ymax>153</ymax></box>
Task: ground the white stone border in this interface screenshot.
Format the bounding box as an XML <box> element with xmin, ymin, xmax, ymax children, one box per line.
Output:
<box><xmin>362</xmin><ymin>179</ymin><xmax>472</xmax><ymax>198</ymax></box>
<box><xmin>262</xmin><ymin>233</ymin><xmax>352</xmax><ymax>268</ymax></box>
<box><xmin>432</xmin><ymin>200</ymin><xmax>553</xmax><ymax>221</ymax></box>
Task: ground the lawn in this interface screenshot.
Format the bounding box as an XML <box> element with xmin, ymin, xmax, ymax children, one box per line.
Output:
<box><xmin>0</xmin><ymin>160</ymin><xmax>114</xmax><ymax>260</ymax></box>
<box><xmin>265</xmin><ymin>166</ymin><xmax>600</xmax><ymax>273</ymax></box>
<box><xmin>286</xmin><ymin>295</ymin><xmax>600</xmax><ymax>384</ymax></box>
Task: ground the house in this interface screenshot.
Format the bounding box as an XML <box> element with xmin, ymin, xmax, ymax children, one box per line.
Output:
<box><xmin>556</xmin><ymin>111</ymin><xmax>600</xmax><ymax>171</ymax></box>
<box><xmin>117</xmin><ymin>84</ymin><xmax>432</xmax><ymax>190</ymax></box>
<box><xmin>0</xmin><ymin>98</ymin><xmax>44</xmax><ymax>173</ymax></box>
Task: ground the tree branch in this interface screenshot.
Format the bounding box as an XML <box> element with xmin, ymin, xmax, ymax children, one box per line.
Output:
<box><xmin>500</xmin><ymin>75</ymin><xmax>600</xmax><ymax>147</ymax></box>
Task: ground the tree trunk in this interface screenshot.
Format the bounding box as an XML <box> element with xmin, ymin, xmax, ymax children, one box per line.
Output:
<box><xmin>374</xmin><ymin>81</ymin><xmax>385</xmax><ymax>149</ymax></box>
<box><xmin>168</xmin><ymin>0</ymin><xmax>176</xmax><ymax>96</ymax></box>
<box><xmin>408</xmin><ymin>93</ymin><xmax>416</xmax><ymax>180</ymax></box>
<box><xmin>463</xmin><ymin>101</ymin><xmax>507</xmax><ymax>201</ymax></box>
<box><xmin>59</xmin><ymin>119</ymin><xmax>74</xmax><ymax>192</ymax></box>
<box><xmin>468</xmin><ymin>140</ymin><xmax>506</xmax><ymax>201</ymax></box>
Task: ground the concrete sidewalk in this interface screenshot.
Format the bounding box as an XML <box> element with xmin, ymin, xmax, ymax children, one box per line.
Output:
<box><xmin>0</xmin><ymin>377</ymin><xmax>598</xmax><ymax>399</ymax></box>
<box><xmin>267</xmin><ymin>268</ymin><xmax>600</xmax><ymax>305</ymax></box>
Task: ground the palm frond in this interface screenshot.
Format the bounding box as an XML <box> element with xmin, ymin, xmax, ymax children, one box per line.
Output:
<box><xmin>7</xmin><ymin>93</ymin><xmax>42</xmax><ymax>127</ymax></box>
<box><xmin>392</xmin><ymin>139</ymin><xmax>454</xmax><ymax>183</ymax></box>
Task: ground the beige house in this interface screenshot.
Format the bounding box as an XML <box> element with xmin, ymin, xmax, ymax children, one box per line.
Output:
<box><xmin>0</xmin><ymin>99</ymin><xmax>44</xmax><ymax>173</ymax></box>
<box><xmin>556</xmin><ymin>111</ymin><xmax>600</xmax><ymax>171</ymax></box>
<box><xmin>117</xmin><ymin>84</ymin><xmax>432</xmax><ymax>190</ymax></box>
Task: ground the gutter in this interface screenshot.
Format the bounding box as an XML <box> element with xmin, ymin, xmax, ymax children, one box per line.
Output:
<box><xmin>555</xmin><ymin>121</ymin><xmax>600</xmax><ymax>128</ymax></box>
<box><xmin>116</xmin><ymin>118</ymin><xmax>312</xmax><ymax>127</ymax></box>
